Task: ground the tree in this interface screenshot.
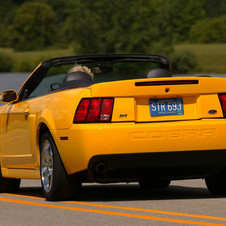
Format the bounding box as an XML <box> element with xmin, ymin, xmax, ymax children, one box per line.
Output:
<box><xmin>199</xmin><ymin>0</ymin><xmax>226</xmax><ymax>18</ymax></box>
<box><xmin>10</xmin><ymin>2</ymin><xmax>57</xmax><ymax>51</ymax></box>
<box><xmin>63</xmin><ymin>0</ymin><xmax>174</xmax><ymax>55</ymax></box>
<box><xmin>189</xmin><ymin>16</ymin><xmax>226</xmax><ymax>43</ymax></box>
<box><xmin>164</xmin><ymin>0</ymin><xmax>206</xmax><ymax>43</ymax></box>
<box><xmin>0</xmin><ymin>0</ymin><xmax>18</xmax><ymax>47</ymax></box>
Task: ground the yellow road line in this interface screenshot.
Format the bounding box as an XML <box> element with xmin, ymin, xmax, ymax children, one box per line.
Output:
<box><xmin>0</xmin><ymin>197</ymin><xmax>224</xmax><ymax>226</ymax></box>
<box><xmin>3</xmin><ymin>193</ymin><xmax>44</xmax><ymax>200</ymax></box>
<box><xmin>4</xmin><ymin>193</ymin><xmax>226</xmax><ymax>222</ymax></box>
<box><xmin>66</xmin><ymin>201</ymin><xmax>226</xmax><ymax>222</ymax></box>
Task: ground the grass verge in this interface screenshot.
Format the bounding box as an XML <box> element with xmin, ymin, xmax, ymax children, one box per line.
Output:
<box><xmin>174</xmin><ymin>44</ymin><xmax>226</xmax><ymax>74</ymax></box>
<box><xmin>0</xmin><ymin>47</ymin><xmax>74</xmax><ymax>72</ymax></box>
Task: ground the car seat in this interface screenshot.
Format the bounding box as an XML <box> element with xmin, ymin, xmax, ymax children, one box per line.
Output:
<box><xmin>61</xmin><ymin>71</ymin><xmax>94</xmax><ymax>89</ymax></box>
<box><xmin>147</xmin><ymin>68</ymin><xmax>172</xmax><ymax>78</ymax></box>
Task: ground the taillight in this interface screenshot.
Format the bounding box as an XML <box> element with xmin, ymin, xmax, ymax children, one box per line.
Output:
<box><xmin>87</xmin><ymin>99</ymin><xmax>102</xmax><ymax>122</ymax></box>
<box><xmin>219</xmin><ymin>94</ymin><xmax>226</xmax><ymax>117</ymax></box>
<box><xmin>73</xmin><ymin>99</ymin><xmax>91</xmax><ymax>122</ymax></box>
<box><xmin>99</xmin><ymin>99</ymin><xmax>114</xmax><ymax>121</ymax></box>
<box><xmin>74</xmin><ymin>98</ymin><xmax>114</xmax><ymax>123</ymax></box>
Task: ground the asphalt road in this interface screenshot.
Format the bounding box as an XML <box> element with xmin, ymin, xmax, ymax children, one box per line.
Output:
<box><xmin>1</xmin><ymin>73</ymin><xmax>226</xmax><ymax>226</ymax></box>
<box><xmin>1</xmin><ymin>180</ymin><xmax>226</xmax><ymax>226</ymax></box>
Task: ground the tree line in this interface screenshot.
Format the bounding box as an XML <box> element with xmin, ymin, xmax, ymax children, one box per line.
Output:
<box><xmin>0</xmin><ymin>0</ymin><xmax>225</xmax><ymax>73</ymax></box>
<box><xmin>0</xmin><ymin>0</ymin><xmax>226</xmax><ymax>53</ymax></box>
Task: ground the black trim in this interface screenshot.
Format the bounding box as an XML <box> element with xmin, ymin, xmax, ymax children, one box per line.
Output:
<box><xmin>41</xmin><ymin>54</ymin><xmax>170</xmax><ymax>70</ymax></box>
<box><xmin>60</xmin><ymin>80</ymin><xmax>94</xmax><ymax>89</ymax></box>
<box><xmin>17</xmin><ymin>65</ymin><xmax>48</xmax><ymax>102</ymax></box>
<box><xmin>135</xmin><ymin>80</ymin><xmax>198</xmax><ymax>86</ymax></box>
<box><xmin>88</xmin><ymin>150</ymin><xmax>226</xmax><ymax>182</ymax></box>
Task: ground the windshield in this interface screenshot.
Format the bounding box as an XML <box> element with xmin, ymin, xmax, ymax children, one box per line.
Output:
<box><xmin>21</xmin><ymin>56</ymin><xmax>169</xmax><ymax>100</ymax></box>
<box><xmin>46</xmin><ymin>60</ymin><xmax>165</xmax><ymax>84</ymax></box>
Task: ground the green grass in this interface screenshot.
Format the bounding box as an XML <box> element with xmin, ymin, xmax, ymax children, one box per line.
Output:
<box><xmin>0</xmin><ymin>47</ymin><xmax>74</xmax><ymax>62</ymax></box>
<box><xmin>174</xmin><ymin>44</ymin><xmax>226</xmax><ymax>74</ymax></box>
<box><xmin>0</xmin><ymin>47</ymin><xmax>74</xmax><ymax>72</ymax></box>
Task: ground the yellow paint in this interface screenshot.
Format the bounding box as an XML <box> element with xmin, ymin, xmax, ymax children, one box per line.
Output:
<box><xmin>1</xmin><ymin>101</ymin><xmax>36</xmax><ymax>168</ymax></box>
<box><xmin>112</xmin><ymin>98</ymin><xmax>135</xmax><ymax>121</ymax></box>
<box><xmin>1</xmin><ymin>76</ymin><xmax>226</xmax><ymax>177</ymax></box>
<box><xmin>136</xmin><ymin>94</ymin><xmax>223</xmax><ymax>122</ymax></box>
<box><xmin>1</xmin><ymin>168</ymin><xmax>40</xmax><ymax>179</ymax></box>
<box><xmin>55</xmin><ymin>119</ymin><xmax>226</xmax><ymax>174</ymax></box>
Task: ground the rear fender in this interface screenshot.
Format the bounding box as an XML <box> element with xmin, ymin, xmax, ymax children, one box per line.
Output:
<box><xmin>35</xmin><ymin>109</ymin><xmax>56</xmax><ymax>167</ymax></box>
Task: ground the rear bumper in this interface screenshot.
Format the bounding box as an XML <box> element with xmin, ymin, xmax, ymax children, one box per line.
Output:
<box><xmin>53</xmin><ymin>119</ymin><xmax>226</xmax><ymax>176</ymax></box>
<box><xmin>88</xmin><ymin>150</ymin><xmax>226</xmax><ymax>182</ymax></box>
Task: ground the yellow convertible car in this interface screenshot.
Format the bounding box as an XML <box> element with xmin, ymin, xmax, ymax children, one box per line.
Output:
<box><xmin>1</xmin><ymin>54</ymin><xmax>226</xmax><ymax>200</ymax></box>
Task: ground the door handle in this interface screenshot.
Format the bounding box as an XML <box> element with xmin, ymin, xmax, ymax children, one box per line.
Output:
<box><xmin>24</xmin><ymin>108</ymin><xmax>30</xmax><ymax>119</ymax></box>
<box><xmin>24</xmin><ymin>108</ymin><xmax>30</xmax><ymax>115</ymax></box>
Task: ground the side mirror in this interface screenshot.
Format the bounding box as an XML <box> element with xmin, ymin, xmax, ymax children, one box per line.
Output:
<box><xmin>0</xmin><ymin>90</ymin><xmax>18</xmax><ymax>103</ymax></box>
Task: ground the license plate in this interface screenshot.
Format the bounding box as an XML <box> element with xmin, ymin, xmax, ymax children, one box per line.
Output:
<box><xmin>149</xmin><ymin>98</ymin><xmax>184</xmax><ymax>116</ymax></box>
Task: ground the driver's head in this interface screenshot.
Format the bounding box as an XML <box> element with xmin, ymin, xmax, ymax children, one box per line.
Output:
<box><xmin>68</xmin><ymin>65</ymin><xmax>94</xmax><ymax>80</ymax></box>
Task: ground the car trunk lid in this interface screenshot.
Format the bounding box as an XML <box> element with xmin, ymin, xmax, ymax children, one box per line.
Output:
<box><xmin>88</xmin><ymin>77</ymin><xmax>225</xmax><ymax>122</ymax></box>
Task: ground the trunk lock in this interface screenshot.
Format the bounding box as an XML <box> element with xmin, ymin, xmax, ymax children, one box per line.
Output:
<box><xmin>165</xmin><ymin>88</ymin><xmax>170</xmax><ymax>93</ymax></box>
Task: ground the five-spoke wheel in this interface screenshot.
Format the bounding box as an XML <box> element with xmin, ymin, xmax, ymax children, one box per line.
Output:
<box><xmin>40</xmin><ymin>132</ymin><xmax>82</xmax><ymax>201</ymax></box>
<box><xmin>41</xmin><ymin>139</ymin><xmax>54</xmax><ymax>193</ymax></box>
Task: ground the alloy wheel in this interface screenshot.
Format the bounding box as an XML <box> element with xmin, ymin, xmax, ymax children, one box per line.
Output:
<box><xmin>41</xmin><ymin>139</ymin><xmax>53</xmax><ymax>193</ymax></box>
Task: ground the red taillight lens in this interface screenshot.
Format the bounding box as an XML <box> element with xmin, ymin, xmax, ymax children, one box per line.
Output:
<box><xmin>219</xmin><ymin>94</ymin><xmax>226</xmax><ymax>117</ymax></box>
<box><xmin>74</xmin><ymin>99</ymin><xmax>91</xmax><ymax>122</ymax></box>
<box><xmin>99</xmin><ymin>99</ymin><xmax>114</xmax><ymax>121</ymax></box>
<box><xmin>74</xmin><ymin>98</ymin><xmax>114</xmax><ymax>123</ymax></box>
<box><xmin>87</xmin><ymin>99</ymin><xmax>102</xmax><ymax>122</ymax></box>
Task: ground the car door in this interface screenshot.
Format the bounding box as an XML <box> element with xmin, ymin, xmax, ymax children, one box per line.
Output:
<box><xmin>0</xmin><ymin>104</ymin><xmax>9</xmax><ymax>165</ymax></box>
<box><xmin>0</xmin><ymin>65</ymin><xmax>45</xmax><ymax>169</ymax></box>
<box><xmin>1</xmin><ymin>100</ymin><xmax>37</xmax><ymax>169</ymax></box>
<box><xmin>1</xmin><ymin>64</ymin><xmax>66</xmax><ymax>169</ymax></box>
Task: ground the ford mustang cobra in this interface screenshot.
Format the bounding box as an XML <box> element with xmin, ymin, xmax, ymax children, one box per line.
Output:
<box><xmin>1</xmin><ymin>54</ymin><xmax>226</xmax><ymax>200</ymax></box>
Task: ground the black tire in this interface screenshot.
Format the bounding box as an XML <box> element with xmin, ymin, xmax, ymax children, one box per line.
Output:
<box><xmin>139</xmin><ymin>178</ymin><xmax>171</xmax><ymax>189</ymax></box>
<box><xmin>205</xmin><ymin>170</ymin><xmax>226</xmax><ymax>195</ymax></box>
<box><xmin>0</xmin><ymin>170</ymin><xmax>20</xmax><ymax>193</ymax></box>
<box><xmin>40</xmin><ymin>132</ymin><xmax>82</xmax><ymax>201</ymax></box>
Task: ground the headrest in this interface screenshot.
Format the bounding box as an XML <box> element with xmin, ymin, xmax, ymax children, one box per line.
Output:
<box><xmin>147</xmin><ymin>68</ymin><xmax>172</xmax><ymax>78</ymax></box>
<box><xmin>63</xmin><ymin>71</ymin><xmax>93</xmax><ymax>83</ymax></box>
